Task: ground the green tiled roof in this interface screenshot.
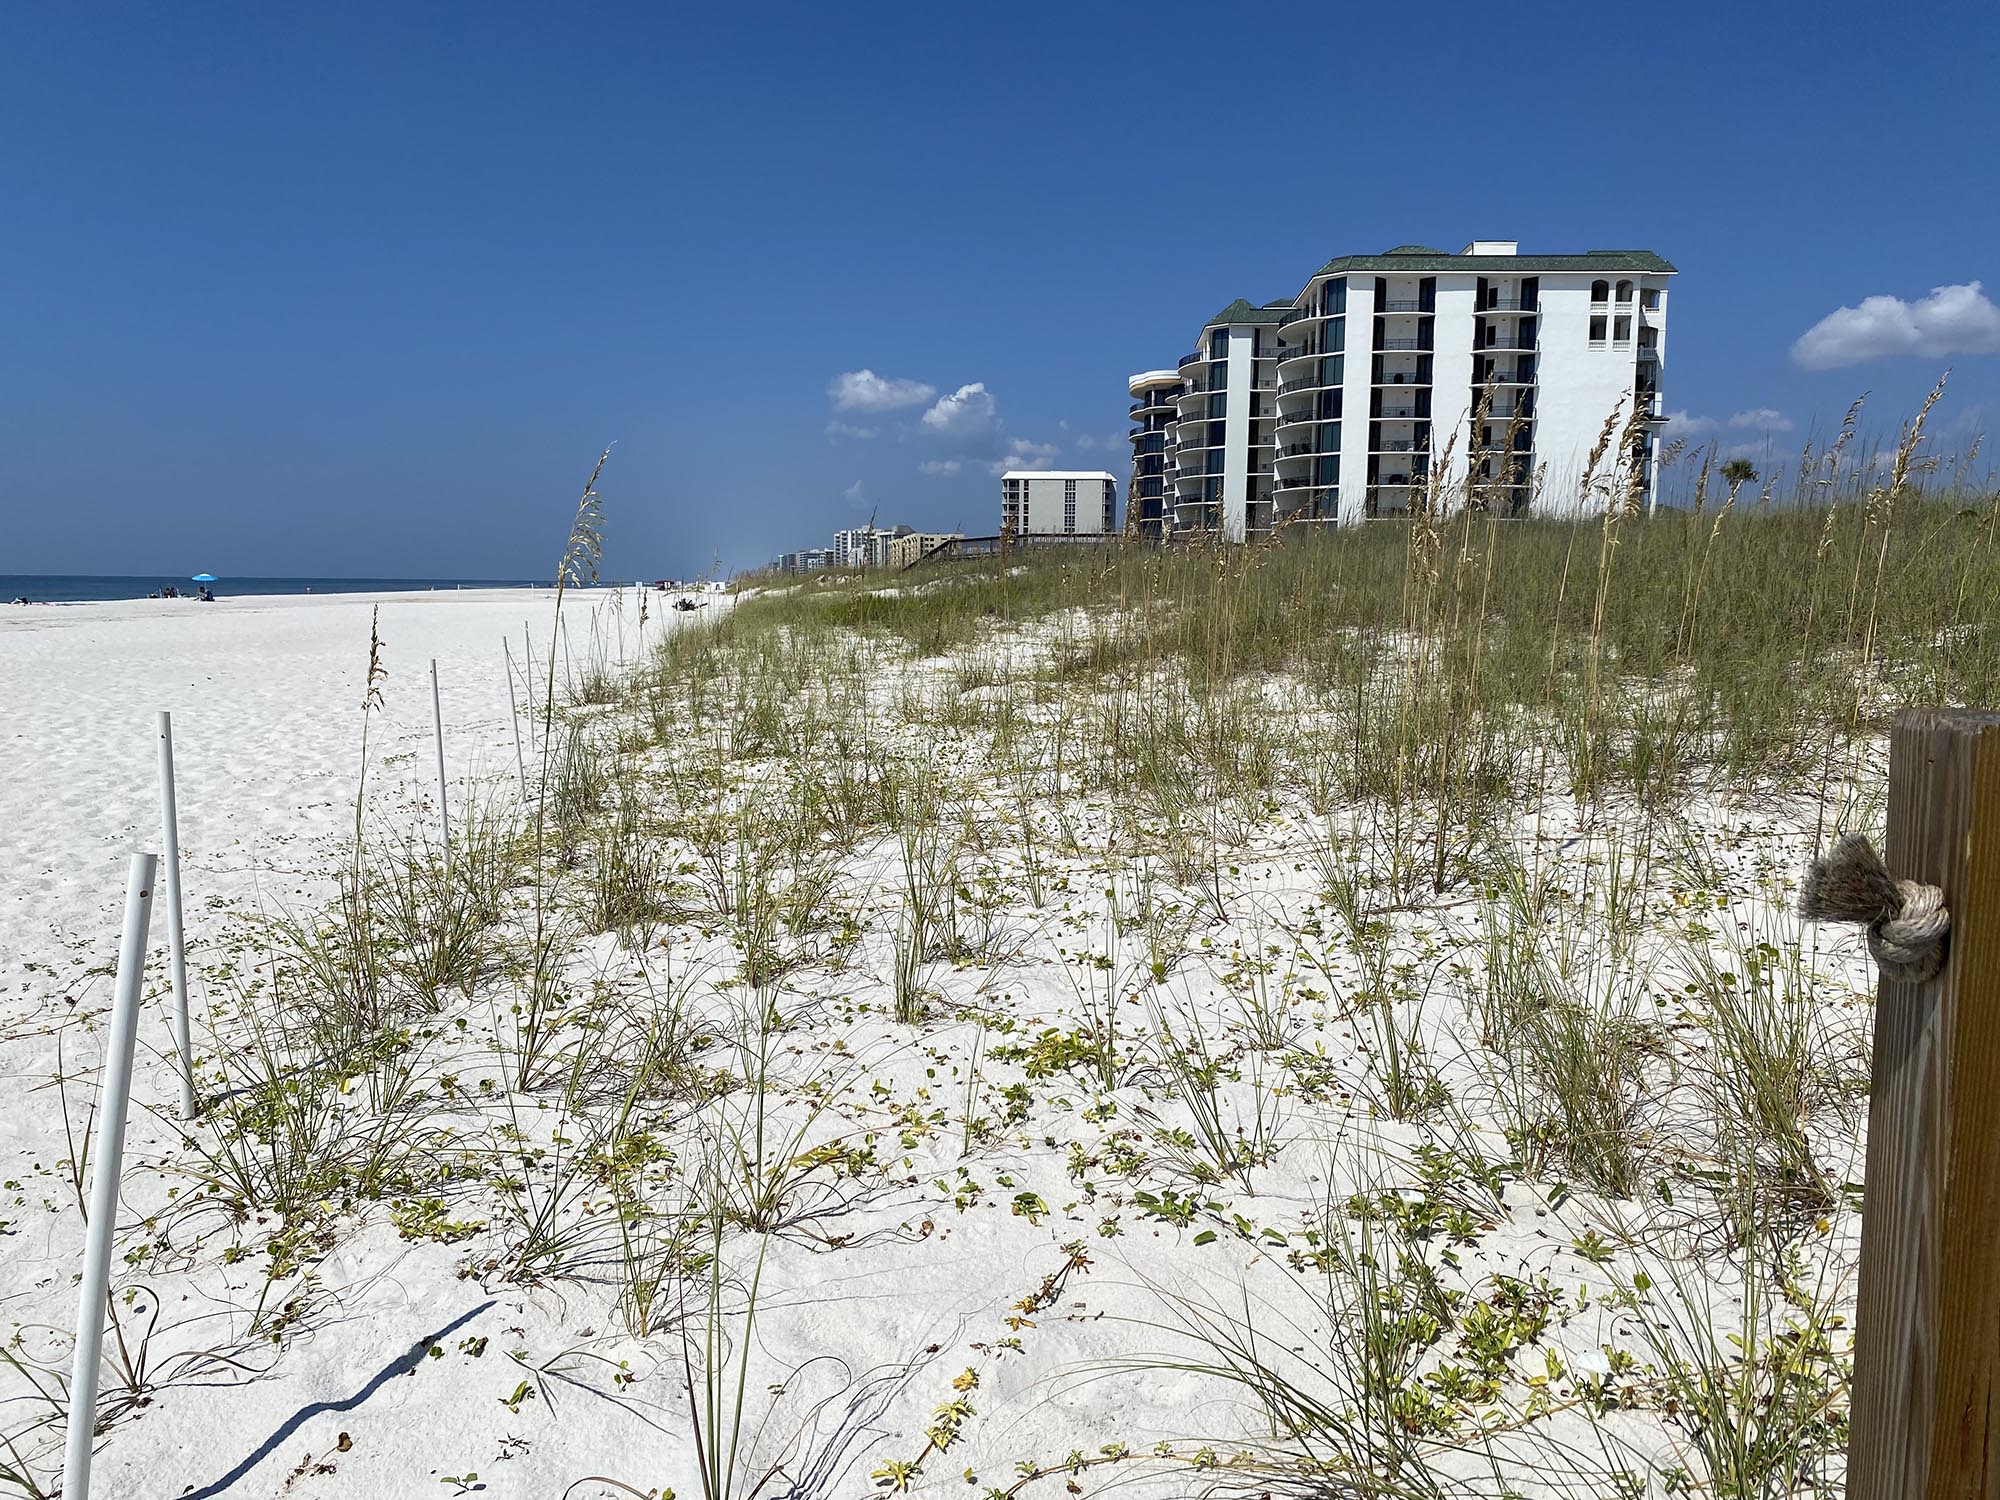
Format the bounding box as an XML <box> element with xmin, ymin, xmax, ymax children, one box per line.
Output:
<box><xmin>1205</xmin><ymin>297</ymin><xmax>1292</xmax><ymax>327</ymax></box>
<box><xmin>1310</xmin><ymin>246</ymin><xmax>1677</xmax><ymax>278</ymax></box>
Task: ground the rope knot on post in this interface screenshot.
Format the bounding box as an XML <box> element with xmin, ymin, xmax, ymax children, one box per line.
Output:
<box><xmin>1799</xmin><ymin>832</ymin><xmax>1950</xmax><ymax>984</ymax></box>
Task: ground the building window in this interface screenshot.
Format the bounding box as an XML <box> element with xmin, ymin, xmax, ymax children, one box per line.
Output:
<box><xmin>1589</xmin><ymin>315</ymin><xmax>1608</xmax><ymax>345</ymax></box>
<box><xmin>1063</xmin><ymin>479</ymin><xmax>1077</xmax><ymax>533</ymax></box>
<box><xmin>1615</xmin><ymin>280</ymin><xmax>1634</xmax><ymax>303</ymax></box>
<box><xmin>1613</xmin><ymin>315</ymin><xmax>1632</xmax><ymax>345</ymax></box>
<box><xmin>1590</xmin><ymin>280</ymin><xmax>1609</xmax><ymax>304</ymax></box>
<box><xmin>1642</xmin><ymin>288</ymin><xmax>1661</xmax><ymax>311</ymax></box>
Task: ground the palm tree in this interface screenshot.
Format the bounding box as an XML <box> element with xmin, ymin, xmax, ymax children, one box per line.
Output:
<box><xmin>1720</xmin><ymin>458</ymin><xmax>1759</xmax><ymax>498</ymax></box>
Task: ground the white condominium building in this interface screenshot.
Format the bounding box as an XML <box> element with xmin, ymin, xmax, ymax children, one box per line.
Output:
<box><xmin>1141</xmin><ymin>241</ymin><xmax>1673</xmax><ymax>538</ymax></box>
<box><xmin>1172</xmin><ymin>298</ymin><xmax>1292</xmax><ymax>541</ymax></box>
<box><xmin>1001</xmin><ymin>471</ymin><xmax>1118</xmax><ymax>536</ymax></box>
<box><xmin>1126</xmin><ymin>369</ymin><xmax>1182</xmax><ymax>540</ymax></box>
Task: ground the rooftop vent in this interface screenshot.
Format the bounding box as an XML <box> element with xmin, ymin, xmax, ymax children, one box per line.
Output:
<box><xmin>1462</xmin><ymin>240</ymin><xmax>1519</xmax><ymax>255</ymax></box>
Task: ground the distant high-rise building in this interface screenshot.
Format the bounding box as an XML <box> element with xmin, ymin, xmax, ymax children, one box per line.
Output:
<box><xmin>831</xmin><ymin>524</ymin><xmax>913</xmax><ymax>569</ymax></box>
<box><xmin>1000</xmin><ymin>472</ymin><xmax>1117</xmax><ymax>537</ymax></box>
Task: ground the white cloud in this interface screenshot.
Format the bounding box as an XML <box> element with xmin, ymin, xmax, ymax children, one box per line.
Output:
<box><xmin>1728</xmin><ymin>408</ymin><xmax>1794</xmax><ymax>432</ymax></box>
<box><xmin>921</xmin><ymin>382</ymin><xmax>1000</xmax><ymax>438</ymax></box>
<box><xmin>989</xmin><ymin>439</ymin><xmax>1060</xmax><ymax>475</ymax></box>
<box><xmin>1667</xmin><ymin>410</ymin><xmax>1718</xmax><ymax>435</ymax></box>
<box><xmin>828</xmin><ymin>369</ymin><xmax>937</xmax><ymax>412</ymax></box>
<box><xmin>1791</xmin><ymin>282</ymin><xmax>2000</xmax><ymax>370</ymax></box>
<box><xmin>843</xmin><ymin>479</ymin><xmax>864</xmax><ymax>500</ymax></box>
<box><xmin>825</xmin><ymin>420</ymin><xmax>879</xmax><ymax>440</ymax></box>
<box><xmin>918</xmin><ymin>459</ymin><xmax>963</xmax><ymax>477</ymax></box>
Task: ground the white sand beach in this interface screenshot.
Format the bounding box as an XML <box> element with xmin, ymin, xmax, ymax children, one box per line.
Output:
<box><xmin>0</xmin><ymin>574</ymin><xmax>1885</xmax><ymax>1499</ymax></box>
<box><xmin>0</xmin><ymin>588</ymin><xmax>702</xmax><ymax>1497</ymax></box>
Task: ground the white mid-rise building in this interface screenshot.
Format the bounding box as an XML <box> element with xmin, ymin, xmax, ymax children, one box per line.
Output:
<box><xmin>1171</xmin><ymin>298</ymin><xmax>1290</xmax><ymax>541</ymax></box>
<box><xmin>1127</xmin><ymin>370</ymin><xmax>1183</xmax><ymax>540</ymax></box>
<box><xmin>1141</xmin><ymin>241</ymin><xmax>1673</xmax><ymax>538</ymax></box>
<box><xmin>1001</xmin><ymin>471</ymin><xmax>1118</xmax><ymax>536</ymax></box>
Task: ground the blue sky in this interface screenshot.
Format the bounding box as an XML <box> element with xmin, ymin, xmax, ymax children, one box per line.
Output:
<box><xmin>4</xmin><ymin>1</ymin><xmax>1998</xmax><ymax>579</ymax></box>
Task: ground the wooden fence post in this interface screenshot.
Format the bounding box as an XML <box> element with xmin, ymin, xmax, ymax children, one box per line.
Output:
<box><xmin>1848</xmin><ymin>708</ymin><xmax>2000</xmax><ymax>1499</ymax></box>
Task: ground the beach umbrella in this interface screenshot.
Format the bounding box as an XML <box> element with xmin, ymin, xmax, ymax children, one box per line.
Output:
<box><xmin>191</xmin><ymin>574</ymin><xmax>218</xmax><ymax>583</ymax></box>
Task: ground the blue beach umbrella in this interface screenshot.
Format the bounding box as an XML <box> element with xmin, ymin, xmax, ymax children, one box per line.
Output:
<box><xmin>191</xmin><ymin>573</ymin><xmax>218</xmax><ymax>583</ymax></box>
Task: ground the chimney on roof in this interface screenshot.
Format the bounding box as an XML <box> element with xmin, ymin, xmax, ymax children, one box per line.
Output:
<box><xmin>1462</xmin><ymin>240</ymin><xmax>1518</xmax><ymax>255</ymax></box>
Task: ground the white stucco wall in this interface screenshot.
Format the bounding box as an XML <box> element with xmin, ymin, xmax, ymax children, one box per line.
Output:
<box><xmin>1529</xmin><ymin>275</ymin><xmax>1652</xmax><ymax>515</ymax></box>
<box><xmin>1221</xmin><ymin>324</ymin><xmax>1257</xmax><ymax>543</ymax></box>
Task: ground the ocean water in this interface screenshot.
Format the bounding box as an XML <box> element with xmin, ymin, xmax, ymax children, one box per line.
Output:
<box><xmin>2</xmin><ymin>575</ymin><xmax>546</xmax><ymax>604</ymax></box>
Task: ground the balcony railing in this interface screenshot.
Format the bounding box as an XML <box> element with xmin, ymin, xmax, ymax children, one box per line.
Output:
<box><xmin>1475</xmin><ymin>339</ymin><xmax>1537</xmax><ymax>352</ymax></box>
<box><xmin>1479</xmin><ymin>298</ymin><xmax>1536</xmax><ymax>312</ymax></box>
<box><xmin>1279</xmin><ymin>305</ymin><xmax>1326</xmax><ymax>327</ymax></box>
<box><xmin>1377</xmin><ymin>404</ymin><xmax>1419</xmax><ymax>419</ymax></box>
<box><xmin>1375</xmin><ymin>441</ymin><xmax>1423</xmax><ymax>453</ymax></box>
<box><xmin>1277</xmin><ymin>344</ymin><xmax>1322</xmax><ymax>362</ymax></box>
<box><xmin>1379</xmin><ymin>300</ymin><xmax>1432</xmax><ymax>313</ymax></box>
<box><xmin>1278</xmin><ymin>376</ymin><xmax>1334</xmax><ymax>395</ymax></box>
<box><xmin>1378</xmin><ymin>338</ymin><xmax>1429</xmax><ymax>351</ymax></box>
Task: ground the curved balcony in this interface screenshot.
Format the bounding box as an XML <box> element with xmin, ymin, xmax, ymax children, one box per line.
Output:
<box><xmin>1275</xmin><ymin>343</ymin><xmax>1326</xmax><ymax>367</ymax></box>
<box><xmin>1280</xmin><ymin>306</ymin><xmax>1345</xmax><ymax>331</ymax></box>
<box><xmin>1276</xmin><ymin>441</ymin><xmax>1335</xmax><ymax>462</ymax></box>
<box><xmin>1278</xmin><ymin>375</ymin><xmax>1342</xmax><ymax>396</ymax></box>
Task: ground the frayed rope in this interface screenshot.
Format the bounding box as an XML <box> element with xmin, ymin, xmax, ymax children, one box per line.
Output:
<box><xmin>1799</xmin><ymin>833</ymin><xmax>1949</xmax><ymax>984</ymax></box>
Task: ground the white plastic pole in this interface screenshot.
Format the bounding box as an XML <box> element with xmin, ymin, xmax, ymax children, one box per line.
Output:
<box><xmin>502</xmin><ymin>638</ymin><xmax>527</xmax><ymax>798</ymax></box>
<box><xmin>523</xmin><ymin>623</ymin><xmax>537</xmax><ymax>748</ymax></box>
<box><xmin>429</xmin><ymin>658</ymin><xmax>450</xmax><ymax>861</ymax></box>
<box><xmin>155</xmin><ymin>714</ymin><xmax>196</xmax><ymax>1120</ymax></box>
<box><xmin>63</xmin><ymin>852</ymin><xmax>158</xmax><ymax>1500</ymax></box>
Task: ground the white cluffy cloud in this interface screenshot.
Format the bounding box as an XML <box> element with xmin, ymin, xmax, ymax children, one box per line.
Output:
<box><xmin>918</xmin><ymin>459</ymin><xmax>963</xmax><ymax>477</ymax></box>
<box><xmin>990</xmin><ymin>439</ymin><xmax>1060</xmax><ymax>475</ymax></box>
<box><xmin>1791</xmin><ymin>282</ymin><xmax>2000</xmax><ymax>370</ymax></box>
<box><xmin>828</xmin><ymin>369</ymin><xmax>937</xmax><ymax>412</ymax></box>
<box><xmin>825</xmin><ymin>420</ymin><xmax>878</xmax><ymax>440</ymax></box>
<box><xmin>1728</xmin><ymin>408</ymin><xmax>1795</xmax><ymax>432</ymax></box>
<box><xmin>1669</xmin><ymin>408</ymin><xmax>1793</xmax><ymax>438</ymax></box>
<box><xmin>920</xmin><ymin>382</ymin><xmax>1000</xmax><ymax>437</ymax></box>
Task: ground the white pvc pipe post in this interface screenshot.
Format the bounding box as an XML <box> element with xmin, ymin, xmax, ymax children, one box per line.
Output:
<box><xmin>523</xmin><ymin>623</ymin><xmax>537</xmax><ymax>749</ymax></box>
<box><xmin>429</xmin><ymin>658</ymin><xmax>450</xmax><ymax>863</ymax></box>
<box><xmin>502</xmin><ymin>638</ymin><xmax>528</xmax><ymax>798</ymax></box>
<box><xmin>155</xmin><ymin>714</ymin><xmax>196</xmax><ymax>1120</ymax></box>
<box><xmin>63</xmin><ymin>852</ymin><xmax>158</xmax><ymax>1500</ymax></box>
